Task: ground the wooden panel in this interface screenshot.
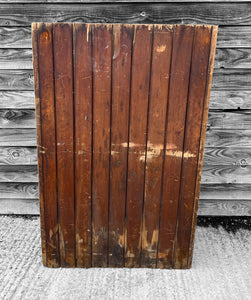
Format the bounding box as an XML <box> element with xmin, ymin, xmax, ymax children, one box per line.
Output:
<box><xmin>0</xmin><ymin>129</ymin><xmax>36</xmax><ymax>146</ymax></box>
<box><xmin>158</xmin><ymin>25</ymin><xmax>194</xmax><ymax>269</ymax></box>
<box><xmin>198</xmin><ymin>200</ymin><xmax>251</xmax><ymax>216</ymax></box>
<box><xmin>0</xmin><ymin>146</ymin><xmax>37</xmax><ymax>165</ymax></box>
<box><xmin>53</xmin><ymin>23</ymin><xmax>75</xmax><ymax>267</ymax></box>
<box><xmin>92</xmin><ymin>24</ymin><xmax>112</xmax><ymax>268</ymax></box>
<box><xmin>0</xmin><ymin>26</ymin><xmax>31</xmax><ymax>48</ymax></box>
<box><xmin>0</xmin><ymin>182</ymin><xmax>38</xmax><ymax>198</ymax></box>
<box><xmin>141</xmin><ymin>25</ymin><xmax>172</xmax><ymax>268</ymax></box>
<box><xmin>73</xmin><ymin>23</ymin><xmax>92</xmax><ymax>268</ymax></box>
<box><xmin>174</xmin><ymin>25</ymin><xmax>213</xmax><ymax>269</ymax></box>
<box><xmin>205</xmin><ymin>129</ymin><xmax>251</xmax><ymax>147</ymax></box>
<box><xmin>0</xmin><ymin>91</ymin><xmax>35</xmax><ymax>109</ymax></box>
<box><xmin>108</xmin><ymin>24</ymin><xmax>132</xmax><ymax>267</ymax></box>
<box><xmin>0</xmin><ymin>165</ymin><xmax>37</xmax><ymax>182</ymax></box>
<box><xmin>32</xmin><ymin>23</ymin><xmax>59</xmax><ymax>267</ymax></box>
<box><xmin>2</xmin><ymin>0</ymin><xmax>251</xmax><ymax>3</ymax></box>
<box><xmin>0</xmin><ymin>109</ymin><xmax>35</xmax><ymax>128</ymax></box>
<box><xmin>0</xmin><ymin>3</ymin><xmax>251</xmax><ymax>25</ymax></box>
<box><xmin>208</xmin><ymin>111</ymin><xmax>251</xmax><ymax>130</ymax></box>
<box><xmin>0</xmin><ymin>70</ymin><xmax>33</xmax><ymax>90</ymax></box>
<box><xmin>0</xmin><ymin>199</ymin><xmax>39</xmax><ymax>215</ymax></box>
<box><xmin>209</xmin><ymin>91</ymin><xmax>251</xmax><ymax>110</ymax></box>
<box><xmin>125</xmin><ymin>24</ymin><xmax>152</xmax><ymax>268</ymax></box>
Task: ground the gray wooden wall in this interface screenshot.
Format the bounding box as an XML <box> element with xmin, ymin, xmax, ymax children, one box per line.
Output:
<box><xmin>0</xmin><ymin>0</ymin><xmax>251</xmax><ymax>215</ymax></box>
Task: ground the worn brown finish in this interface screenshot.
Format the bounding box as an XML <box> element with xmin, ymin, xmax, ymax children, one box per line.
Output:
<box><xmin>32</xmin><ymin>23</ymin><xmax>217</xmax><ymax>268</ymax></box>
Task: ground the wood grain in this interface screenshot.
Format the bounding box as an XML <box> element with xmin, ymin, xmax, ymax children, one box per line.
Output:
<box><xmin>0</xmin><ymin>49</ymin><xmax>32</xmax><ymax>69</ymax></box>
<box><xmin>33</xmin><ymin>23</ymin><xmax>59</xmax><ymax>267</ymax></box>
<box><xmin>174</xmin><ymin>25</ymin><xmax>213</xmax><ymax>269</ymax></box>
<box><xmin>73</xmin><ymin>23</ymin><xmax>92</xmax><ymax>268</ymax></box>
<box><xmin>0</xmin><ymin>146</ymin><xmax>37</xmax><ymax>165</ymax></box>
<box><xmin>0</xmin><ymin>165</ymin><xmax>37</xmax><ymax>182</ymax></box>
<box><xmin>209</xmin><ymin>91</ymin><xmax>251</xmax><ymax>110</ymax></box>
<box><xmin>0</xmin><ymin>70</ymin><xmax>33</xmax><ymax>90</ymax></box>
<box><xmin>0</xmin><ymin>3</ymin><xmax>251</xmax><ymax>25</ymax></box>
<box><xmin>0</xmin><ymin>199</ymin><xmax>39</xmax><ymax>215</ymax></box>
<box><xmin>125</xmin><ymin>24</ymin><xmax>152</xmax><ymax>268</ymax></box>
<box><xmin>0</xmin><ymin>129</ymin><xmax>36</xmax><ymax>146</ymax></box>
<box><xmin>92</xmin><ymin>24</ymin><xmax>112</xmax><ymax>268</ymax></box>
<box><xmin>158</xmin><ymin>25</ymin><xmax>194</xmax><ymax>269</ymax></box>
<box><xmin>0</xmin><ymin>91</ymin><xmax>35</xmax><ymax>109</ymax></box>
<box><xmin>141</xmin><ymin>24</ymin><xmax>172</xmax><ymax>268</ymax></box>
<box><xmin>0</xmin><ymin>182</ymin><xmax>38</xmax><ymax>198</ymax></box>
<box><xmin>108</xmin><ymin>24</ymin><xmax>132</xmax><ymax>267</ymax></box>
<box><xmin>53</xmin><ymin>23</ymin><xmax>75</xmax><ymax>267</ymax></box>
<box><xmin>0</xmin><ymin>109</ymin><xmax>35</xmax><ymax>128</ymax></box>
<box><xmin>0</xmin><ymin>26</ymin><xmax>31</xmax><ymax>48</ymax></box>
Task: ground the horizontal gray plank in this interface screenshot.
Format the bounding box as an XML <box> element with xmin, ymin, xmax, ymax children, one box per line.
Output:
<box><xmin>1</xmin><ymin>109</ymin><xmax>251</xmax><ymax>129</ymax></box>
<box><xmin>0</xmin><ymin>165</ymin><xmax>37</xmax><ymax>182</ymax></box>
<box><xmin>1</xmin><ymin>26</ymin><xmax>251</xmax><ymax>49</ymax></box>
<box><xmin>0</xmin><ymin>3</ymin><xmax>251</xmax><ymax>26</ymax></box>
<box><xmin>1</xmin><ymin>0</ymin><xmax>251</xmax><ymax>3</ymax></box>
<box><xmin>0</xmin><ymin>146</ymin><xmax>37</xmax><ymax>165</ymax></box>
<box><xmin>1</xmin><ymin>199</ymin><xmax>250</xmax><ymax>216</ymax></box>
<box><xmin>1</xmin><ymin>90</ymin><xmax>250</xmax><ymax>110</ymax></box>
<box><xmin>0</xmin><ymin>69</ymin><xmax>251</xmax><ymax>91</ymax></box>
<box><xmin>198</xmin><ymin>200</ymin><xmax>251</xmax><ymax>216</ymax></box>
<box><xmin>1</xmin><ymin>48</ymin><xmax>251</xmax><ymax>69</ymax></box>
<box><xmin>0</xmin><ymin>182</ymin><xmax>38</xmax><ymax>198</ymax></box>
<box><xmin>1</xmin><ymin>128</ymin><xmax>251</xmax><ymax>147</ymax></box>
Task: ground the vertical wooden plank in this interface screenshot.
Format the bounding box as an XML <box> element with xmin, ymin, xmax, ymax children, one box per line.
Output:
<box><xmin>32</xmin><ymin>23</ymin><xmax>46</xmax><ymax>266</ymax></box>
<box><xmin>173</xmin><ymin>25</ymin><xmax>213</xmax><ymax>269</ymax></box>
<box><xmin>92</xmin><ymin>23</ymin><xmax>112</xmax><ymax>268</ymax></box>
<box><xmin>53</xmin><ymin>23</ymin><xmax>75</xmax><ymax>267</ymax></box>
<box><xmin>108</xmin><ymin>24</ymin><xmax>132</xmax><ymax>267</ymax></box>
<box><xmin>125</xmin><ymin>24</ymin><xmax>153</xmax><ymax>268</ymax></box>
<box><xmin>32</xmin><ymin>23</ymin><xmax>59</xmax><ymax>267</ymax></box>
<box><xmin>141</xmin><ymin>25</ymin><xmax>173</xmax><ymax>268</ymax></box>
<box><xmin>157</xmin><ymin>25</ymin><xmax>195</xmax><ymax>269</ymax></box>
<box><xmin>73</xmin><ymin>23</ymin><xmax>92</xmax><ymax>268</ymax></box>
<box><xmin>188</xmin><ymin>26</ymin><xmax>218</xmax><ymax>268</ymax></box>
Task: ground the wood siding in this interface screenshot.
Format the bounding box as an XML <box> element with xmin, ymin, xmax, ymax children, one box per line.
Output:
<box><xmin>0</xmin><ymin>1</ymin><xmax>251</xmax><ymax>216</ymax></box>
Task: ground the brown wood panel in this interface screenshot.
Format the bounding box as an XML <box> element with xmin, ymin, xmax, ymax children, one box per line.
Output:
<box><xmin>125</xmin><ymin>24</ymin><xmax>152</xmax><ymax>268</ymax></box>
<box><xmin>0</xmin><ymin>165</ymin><xmax>37</xmax><ymax>182</ymax></box>
<box><xmin>188</xmin><ymin>26</ymin><xmax>218</xmax><ymax>268</ymax></box>
<box><xmin>92</xmin><ymin>24</ymin><xmax>112</xmax><ymax>268</ymax></box>
<box><xmin>73</xmin><ymin>23</ymin><xmax>92</xmax><ymax>268</ymax></box>
<box><xmin>53</xmin><ymin>23</ymin><xmax>75</xmax><ymax>267</ymax></box>
<box><xmin>0</xmin><ymin>92</ymin><xmax>35</xmax><ymax>109</ymax></box>
<box><xmin>141</xmin><ymin>25</ymin><xmax>172</xmax><ymax>268</ymax></box>
<box><xmin>0</xmin><ymin>109</ymin><xmax>35</xmax><ymax>128</ymax></box>
<box><xmin>173</xmin><ymin>26</ymin><xmax>213</xmax><ymax>269</ymax></box>
<box><xmin>157</xmin><ymin>25</ymin><xmax>194</xmax><ymax>269</ymax></box>
<box><xmin>0</xmin><ymin>147</ymin><xmax>37</xmax><ymax>165</ymax></box>
<box><xmin>0</xmin><ymin>3</ymin><xmax>251</xmax><ymax>26</ymax></box>
<box><xmin>32</xmin><ymin>23</ymin><xmax>59</xmax><ymax>267</ymax></box>
<box><xmin>108</xmin><ymin>24</ymin><xmax>132</xmax><ymax>267</ymax></box>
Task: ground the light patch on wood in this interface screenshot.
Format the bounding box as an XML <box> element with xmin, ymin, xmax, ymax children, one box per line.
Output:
<box><xmin>86</xmin><ymin>24</ymin><xmax>90</xmax><ymax>43</ymax></box>
<box><xmin>156</xmin><ymin>45</ymin><xmax>166</xmax><ymax>53</ymax></box>
<box><xmin>165</xmin><ymin>150</ymin><xmax>195</xmax><ymax>159</ymax></box>
<box><xmin>141</xmin><ymin>218</ymin><xmax>159</xmax><ymax>252</ymax></box>
<box><xmin>113</xmin><ymin>25</ymin><xmax>121</xmax><ymax>60</ymax></box>
<box><xmin>76</xmin><ymin>233</ymin><xmax>83</xmax><ymax>244</ymax></box>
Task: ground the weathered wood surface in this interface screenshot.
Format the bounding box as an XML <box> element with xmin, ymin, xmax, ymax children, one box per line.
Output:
<box><xmin>2</xmin><ymin>68</ymin><xmax>251</xmax><ymax>91</ymax></box>
<box><xmin>2</xmin><ymin>0</ymin><xmax>251</xmax><ymax>3</ymax></box>
<box><xmin>0</xmin><ymin>129</ymin><xmax>36</xmax><ymax>146</ymax></box>
<box><xmin>0</xmin><ymin>146</ymin><xmax>37</xmax><ymax>165</ymax></box>
<box><xmin>0</xmin><ymin>165</ymin><xmax>37</xmax><ymax>182</ymax></box>
<box><xmin>0</xmin><ymin>92</ymin><xmax>34</xmax><ymax>109</ymax></box>
<box><xmin>0</xmin><ymin>182</ymin><xmax>38</xmax><ymax>198</ymax></box>
<box><xmin>0</xmin><ymin>109</ymin><xmax>35</xmax><ymax>128</ymax></box>
<box><xmin>2</xmin><ymin>26</ymin><xmax>251</xmax><ymax>49</ymax></box>
<box><xmin>2</xmin><ymin>47</ymin><xmax>251</xmax><ymax>70</ymax></box>
<box><xmin>31</xmin><ymin>23</ymin><xmax>217</xmax><ymax>268</ymax></box>
<box><xmin>0</xmin><ymin>4</ymin><xmax>251</xmax><ymax>25</ymax></box>
<box><xmin>2</xmin><ymin>199</ymin><xmax>251</xmax><ymax>217</ymax></box>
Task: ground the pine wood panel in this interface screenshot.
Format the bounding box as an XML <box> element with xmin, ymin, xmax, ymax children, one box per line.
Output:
<box><xmin>0</xmin><ymin>70</ymin><xmax>33</xmax><ymax>90</ymax></box>
<box><xmin>0</xmin><ymin>26</ymin><xmax>31</xmax><ymax>48</ymax></box>
<box><xmin>0</xmin><ymin>109</ymin><xmax>35</xmax><ymax>128</ymax></box>
<box><xmin>0</xmin><ymin>3</ymin><xmax>251</xmax><ymax>26</ymax></box>
<box><xmin>209</xmin><ymin>91</ymin><xmax>251</xmax><ymax>110</ymax></box>
<box><xmin>0</xmin><ymin>165</ymin><xmax>37</xmax><ymax>182</ymax></box>
<box><xmin>0</xmin><ymin>182</ymin><xmax>38</xmax><ymax>198</ymax></box>
<box><xmin>0</xmin><ymin>199</ymin><xmax>39</xmax><ymax>215</ymax></box>
<box><xmin>0</xmin><ymin>146</ymin><xmax>37</xmax><ymax>165</ymax></box>
<box><xmin>32</xmin><ymin>23</ymin><xmax>217</xmax><ymax>268</ymax></box>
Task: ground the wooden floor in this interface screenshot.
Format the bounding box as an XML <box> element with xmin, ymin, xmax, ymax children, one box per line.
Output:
<box><xmin>0</xmin><ymin>1</ymin><xmax>251</xmax><ymax>217</ymax></box>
